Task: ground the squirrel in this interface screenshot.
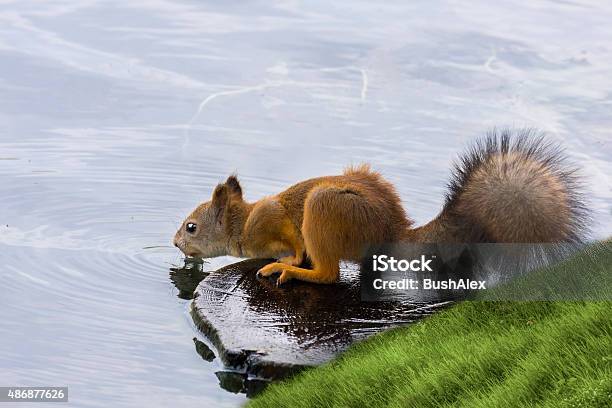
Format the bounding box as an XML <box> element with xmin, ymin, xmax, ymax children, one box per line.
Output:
<box><xmin>173</xmin><ymin>129</ymin><xmax>589</xmax><ymax>285</ymax></box>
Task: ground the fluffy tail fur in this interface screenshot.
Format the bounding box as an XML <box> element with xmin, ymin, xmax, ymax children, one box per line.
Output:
<box><xmin>409</xmin><ymin>129</ymin><xmax>589</xmax><ymax>243</ymax></box>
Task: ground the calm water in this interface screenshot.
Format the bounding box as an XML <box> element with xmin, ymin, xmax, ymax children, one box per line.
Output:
<box><xmin>1</xmin><ymin>1</ymin><xmax>611</xmax><ymax>407</ymax></box>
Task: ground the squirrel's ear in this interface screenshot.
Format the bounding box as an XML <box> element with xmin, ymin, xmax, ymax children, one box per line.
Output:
<box><xmin>211</xmin><ymin>183</ymin><xmax>228</xmax><ymax>221</ymax></box>
<box><xmin>225</xmin><ymin>174</ymin><xmax>243</xmax><ymax>200</ymax></box>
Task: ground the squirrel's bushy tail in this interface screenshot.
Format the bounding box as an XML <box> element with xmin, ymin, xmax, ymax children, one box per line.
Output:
<box><xmin>411</xmin><ymin>129</ymin><xmax>590</xmax><ymax>243</ymax></box>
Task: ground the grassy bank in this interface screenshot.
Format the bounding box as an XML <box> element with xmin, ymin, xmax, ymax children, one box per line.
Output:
<box><xmin>249</xmin><ymin>242</ymin><xmax>611</xmax><ymax>407</ymax></box>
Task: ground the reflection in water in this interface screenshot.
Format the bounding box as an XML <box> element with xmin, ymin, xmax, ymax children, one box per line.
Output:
<box><xmin>215</xmin><ymin>371</ymin><xmax>245</xmax><ymax>394</ymax></box>
<box><xmin>215</xmin><ymin>371</ymin><xmax>270</xmax><ymax>398</ymax></box>
<box><xmin>169</xmin><ymin>258</ymin><xmax>210</xmax><ymax>300</ymax></box>
<box><xmin>193</xmin><ymin>337</ymin><xmax>215</xmax><ymax>362</ymax></box>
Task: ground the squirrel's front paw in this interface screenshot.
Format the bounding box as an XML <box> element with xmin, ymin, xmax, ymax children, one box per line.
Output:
<box><xmin>256</xmin><ymin>263</ymin><xmax>293</xmax><ymax>285</ymax></box>
<box><xmin>256</xmin><ymin>262</ymin><xmax>283</xmax><ymax>277</ymax></box>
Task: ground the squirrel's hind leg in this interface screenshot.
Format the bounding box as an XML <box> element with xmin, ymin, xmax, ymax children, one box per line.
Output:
<box><xmin>277</xmin><ymin>221</ymin><xmax>305</xmax><ymax>266</ymax></box>
<box><xmin>258</xmin><ymin>182</ymin><xmax>385</xmax><ymax>285</ymax></box>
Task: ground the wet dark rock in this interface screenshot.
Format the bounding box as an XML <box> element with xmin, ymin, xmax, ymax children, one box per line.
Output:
<box><xmin>191</xmin><ymin>258</ymin><xmax>449</xmax><ymax>383</ymax></box>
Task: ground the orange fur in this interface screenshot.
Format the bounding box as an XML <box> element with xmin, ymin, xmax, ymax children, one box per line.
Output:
<box><xmin>174</xmin><ymin>131</ymin><xmax>587</xmax><ymax>285</ymax></box>
<box><xmin>174</xmin><ymin>167</ymin><xmax>411</xmax><ymax>284</ymax></box>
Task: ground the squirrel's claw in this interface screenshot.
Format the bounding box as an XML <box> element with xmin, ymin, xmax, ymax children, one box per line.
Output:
<box><xmin>276</xmin><ymin>270</ymin><xmax>292</xmax><ymax>286</ymax></box>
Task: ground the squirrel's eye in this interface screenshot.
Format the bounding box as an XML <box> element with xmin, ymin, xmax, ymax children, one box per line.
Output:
<box><xmin>186</xmin><ymin>223</ymin><xmax>197</xmax><ymax>234</ymax></box>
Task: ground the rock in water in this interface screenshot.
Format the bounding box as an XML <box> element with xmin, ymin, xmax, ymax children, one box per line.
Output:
<box><xmin>191</xmin><ymin>258</ymin><xmax>447</xmax><ymax>381</ymax></box>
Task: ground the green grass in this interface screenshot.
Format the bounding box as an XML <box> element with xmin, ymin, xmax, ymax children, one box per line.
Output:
<box><xmin>249</xmin><ymin>242</ymin><xmax>612</xmax><ymax>408</ymax></box>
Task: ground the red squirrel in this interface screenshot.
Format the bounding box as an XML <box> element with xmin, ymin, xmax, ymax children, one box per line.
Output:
<box><xmin>174</xmin><ymin>130</ymin><xmax>588</xmax><ymax>285</ymax></box>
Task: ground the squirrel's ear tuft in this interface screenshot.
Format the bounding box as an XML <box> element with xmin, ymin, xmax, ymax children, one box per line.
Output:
<box><xmin>225</xmin><ymin>174</ymin><xmax>243</xmax><ymax>200</ymax></box>
<box><xmin>211</xmin><ymin>184</ymin><xmax>228</xmax><ymax>220</ymax></box>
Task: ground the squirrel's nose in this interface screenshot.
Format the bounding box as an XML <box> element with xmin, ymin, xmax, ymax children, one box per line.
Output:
<box><xmin>173</xmin><ymin>238</ymin><xmax>179</xmax><ymax>248</ymax></box>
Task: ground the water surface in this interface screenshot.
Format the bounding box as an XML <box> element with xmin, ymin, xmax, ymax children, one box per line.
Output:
<box><xmin>1</xmin><ymin>1</ymin><xmax>611</xmax><ymax>407</ymax></box>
